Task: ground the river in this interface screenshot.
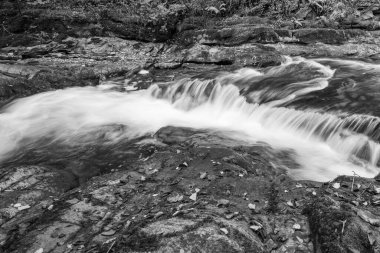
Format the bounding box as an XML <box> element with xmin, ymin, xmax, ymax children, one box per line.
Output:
<box><xmin>1</xmin><ymin>56</ymin><xmax>379</xmax><ymax>182</ymax></box>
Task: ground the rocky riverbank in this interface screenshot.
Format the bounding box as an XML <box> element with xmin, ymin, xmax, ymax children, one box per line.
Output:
<box><xmin>0</xmin><ymin>127</ymin><xmax>380</xmax><ymax>252</ymax></box>
<box><xmin>1</xmin><ymin>0</ymin><xmax>380</xmax><ymax>252</ymax></box>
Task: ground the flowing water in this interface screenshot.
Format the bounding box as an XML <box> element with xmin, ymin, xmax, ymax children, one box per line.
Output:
<box><xmin>1</xmin><ymin>56</ymin><xmax>380</xmax><ymax>181</ymax></box>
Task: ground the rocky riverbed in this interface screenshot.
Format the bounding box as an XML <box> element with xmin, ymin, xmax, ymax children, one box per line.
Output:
<box><xmin>2</xmin><ymin>1</ymin><xmax>380</xmax><ymax>252</ymax></box>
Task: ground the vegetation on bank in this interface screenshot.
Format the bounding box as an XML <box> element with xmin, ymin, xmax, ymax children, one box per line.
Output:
<box><xmin>1</xmin><ymin>0</ymin><xmax>379</xmax><ymax>47</ymax></box>
<box><xmin>2</xmin><ymin>0</ymin><xmax>380</xmax><ymax>24</ymax></box>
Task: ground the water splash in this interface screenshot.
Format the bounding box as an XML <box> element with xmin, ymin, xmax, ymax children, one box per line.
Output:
<box><xmin>0</xmin><ymin>57</ymin><xmax>379</xmax><ymax>181</ymax></box>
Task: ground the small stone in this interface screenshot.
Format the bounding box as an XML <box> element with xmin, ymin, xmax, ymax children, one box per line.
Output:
<box><xmin>217</xmin><ymin>199</ymin><xmax>230</xmax><ymax>207</ymax></box>
<box><xmin>200</xmin><ymin>172</ymin><xmax>207</xmax><ymax>179</ymax></box>
<box><xmin>107</xmin><ymin>180</ymin><xmax>120</xmax><ymax>185</ymax></box>
<box><xmin>312</xmin><ymin>191</ymin><xmax>317</xmax><ymax>196</ymax></box>
<box><xmin>13</xmin><ymin>203</ymin><xmax>22</xmax><ymax>208</ymax></box>
<box><xmin>154</xmin><ymin>211</ymin><xmax>164</xmax><ymax>219</ymax></box>
<box><xmin>250</xmin><ymin>225</ymin><xmax>262</xmax><ymax>231</ymax></box>
<box><xmin>332</xmin><ymin>182</ymin><xmax>340</xmax><ymax>189</ymax></box>
<box><xmin>295</xmin><ymin>184</ymin><xmax>303</xmax><ymax>188</ymax></box>
<box><xmin>248</xmin><ymin>203</ymin><xmax>256</xmax><ymax>210</ymax></box>
<box><xmin>238</xmin><ymin>173</ymin><xmax>244</xmax><ymax>177</ymax></box>
<box><xmin>34</xmin><ymin>248</ymin><xmax>43</xmax><ymax>253</ymax></box>
<box><xmin>374</xmin><ymin>187</ymin><xmax>380</xmax><ymax>194</ymax></box>
<box><xmin>18</xmin><ymin>205</ymin><xmax>31</xmax><ymax>211</ymax></box>
<box><xmin>284</xmin><ymin>190</ymin><xmax>289</xmax><ymax>193</ymax></box>
<box><xmin>141</xmin><ymin>176</ymin><xmax>146</xmax><ymax>181</ymax></box>
<box><xmin>101</xmin><ymin>229</ymin><xmax>116</xmax><ymax>236</ymax></box>
<box><xmin>220</xmin><ymin>228</ymin><xmax>228</xmax><ymax>235</ymax></box>
<box><xmin>286</xmin><ymin>201</ymin><xmax>294</xmax><ymax>207</ymax></box>
<box><xmin>176</xmin><ymin>150</ymin><xmax>181</xmax><ymax>154</ymax></box>
<box><xmin>47</xmin><ymin>205</ymin><xmax>54</xmax><ymax>210</ymax></box>
<box><xmin>190</xmin><ymin>192</ymin><xmax>197</xmax><ymax>201</ymax></box>
<box><xmin>138</xmin><ymin>69</ymin><xmax>149</xmax><ymax>75</ymax></box>
<box><xmin>296</xmin><ymin>236</ymin><xmax>303</xmax><ymax>243</ymax></box>
<box><xmin>225</xmin><ymin>213</ymin><xmax>235</xmax><ymax>219</ymax></box>
<box><xmin>66</xmin><ymin>198</ymin><xmax>80</xmax><ymax>205</ymax></box>
<box><xmin>292</xmin><ymin>224</ymin><xmax>301</xmax><ymax>230</ymax></box>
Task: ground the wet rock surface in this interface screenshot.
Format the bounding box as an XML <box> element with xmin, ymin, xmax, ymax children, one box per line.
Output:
<box><xmin>0</xmin><ymin>127</ymin><xmax>380</xmax><ymax>252</ymax></box>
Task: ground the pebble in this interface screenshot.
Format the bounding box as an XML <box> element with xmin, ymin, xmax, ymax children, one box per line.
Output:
<box><xmin>250</xmin><ymin>225</ymin><xmax>262</xmax><ymax>231</ymax></box>
<box><xmin>66</xmin><ymin>198</ymin><xmax>80</xmax><ymax>205</ymax></box>
<box><xmin>248</xmin><ymin>203</ymin><xmax>256</xmax><ymax>210</ymax></box>
<box><xmin>286</xmin><ymin>201</ymin><xmax>294</xmax><ymax>207</ymax></box>
<box><xmin>167</xmin><ymin>194</ymin><xmax>183</xmax><ymax>203</ymax></box>
<box><xmin>190</xmin><ymin>189</ymin><xmax>200</xmax><ymax>201</ymax></box>
<box><xmin>154</xmin><ymin>211</ymin><xmax>164</xmax><ymax>219</ymax></box>
<box><xmin>200</xmin><ymin>172</ymin><xmax>207</xmax><ymax>179</ymax></box>
<box><xmin>190</xmin><ymin>193</ymin><xmax>197</xmax><ymax>201</ymax></box>
<box><xmin>225</xmin><ymin>213</ymin><xmax>235</xmax><ymax>219</ymax></box>
<box><xmin>138</xmin><ymin>69</ymin><xmax>149</xmax><ymax>75</ymax></box>
<box><xmin>220</xmin><ymin>228</ymin><xmax>228</xmax><ymax>235</ymax></box>
<box><xmin>18</xmin><ymin>205</ymin><xmax>31</xmax><ymax>211</ymax></box>
<box><xmin>101</xmin><ymin>229</ymin><xmax>116</xmax><ymax>236</ymax></box>
<box><xmin>217</xmin><ymin>199</ymin><xmax>230</xmax><ymax>207</ymax></box>
<box><xmin>292</xmin><ymin>223</ymin><xmax>301</xmax><ymax>230</ymax></box>
<box><xmin>332</xmin><ymin>182</ymin><xmax>341</xmax><ymax>189</ymax></box>
<box><xmin>34</xmin><ymin>248</ymin><xmax>43</xmax><ymax>253</ymax></box>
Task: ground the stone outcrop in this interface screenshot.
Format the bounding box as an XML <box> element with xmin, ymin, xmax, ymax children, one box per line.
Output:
<box><xmin>1</xmin><ymin>127</ymin><xmax>380</xmax><ymax>252</ymax></box>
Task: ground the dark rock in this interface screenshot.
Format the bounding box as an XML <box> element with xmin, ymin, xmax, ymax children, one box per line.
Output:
<box><xmin>184</xmin><ymin>44</ymin><xmax>282</xmax><ymax>67</ymax></box>
<box><xmin>177</xmin><ymin>26</ymin><xmax>280</xmax><ymax>46</ymax></box>
<box><xmin>293</xmin><ymin>29</ymin><xmax>347</xmax><ymax>45</ymax></box>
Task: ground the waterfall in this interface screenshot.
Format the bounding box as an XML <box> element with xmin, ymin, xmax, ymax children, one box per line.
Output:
<box><xmin>0</xmin><ymin>57</ymin><xmax>379</xmax><ymax>181</ymax></box>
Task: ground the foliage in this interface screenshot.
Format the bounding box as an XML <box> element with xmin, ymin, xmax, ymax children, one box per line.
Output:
<box><xmin>178</xmin><ymin>0</ymin><xmax>377</xmax><ymax>23</ymax></box>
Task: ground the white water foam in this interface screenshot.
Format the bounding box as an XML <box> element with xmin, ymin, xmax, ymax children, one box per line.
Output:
<box><xmin>0</xmin><ymin>57</ymin><xmax>379</xmax><ymax>181</ymax></box>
